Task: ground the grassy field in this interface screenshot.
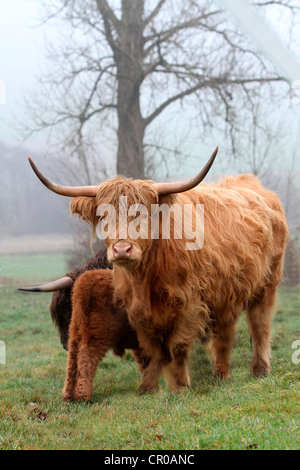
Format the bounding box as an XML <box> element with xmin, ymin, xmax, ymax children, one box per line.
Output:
<box><xmin>0</xmin><ymin>255</ymin><xmax>67</xmax><ymax>283</ymax></box>
<box><xmin>0</xmin><ymin>255</ymin><xmax>299</xmax><ymax>450</ymax></box>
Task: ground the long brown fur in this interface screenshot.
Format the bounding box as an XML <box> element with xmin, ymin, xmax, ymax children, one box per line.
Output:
<box><xmin>63</xmin><ymin>269</ymin><xmax>141</xmax><ymax>401</ymax></box>
<box><xmin>50</xmin><ymin>248</ymin><xmax>112</xmax><ymax>350</ymax></box>
<box><xmin>70</xmin><ymin>173</ymin><xmax>288</xmax><ymax>392</ymax></box>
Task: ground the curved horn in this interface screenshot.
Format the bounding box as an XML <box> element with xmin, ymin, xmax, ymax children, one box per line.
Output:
<box><xmin>28</xmin><ymin>157</ymin><xmax>99</xmax><ymax>197</ymax></box>
<box><xmin>18</xmin><ymin>276</ymin><xmax>73</xmax><ymax>293</ymax></box>
<box><xmin>153</xmin><ymin>146</ymin><xmax>219</xmax><ymax>195</ymax></box>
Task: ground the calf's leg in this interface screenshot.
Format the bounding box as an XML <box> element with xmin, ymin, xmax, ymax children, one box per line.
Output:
<box><xmin>62</xmin><ymin>291</ymin><xmax>115</xmax><ymax>402</ymax></box>
<box><xmin>74</xmin><ymin>335</ymin><xmax>111</xmax><ymax>401</ymax></box>
<box><xmin>62</xmin><ymin>328</ymin><xmax>80</xmax><ymax>401</ymax></box>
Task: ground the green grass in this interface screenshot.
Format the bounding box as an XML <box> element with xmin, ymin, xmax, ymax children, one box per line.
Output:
<box><xmin>0</xmin><ymin>255</ymin><xmax>67</xmax><ymax>283</ymax></box>
<box><xmin>0</xmin><ymin>256</ymin><xmax>299</xmax><ymax>450</ymax></box>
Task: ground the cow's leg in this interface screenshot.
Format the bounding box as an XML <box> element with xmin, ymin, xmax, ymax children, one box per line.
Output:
<box><xmin>139</xmin><ymin>368</ymin><xmax>161</xmax><ymax>394</ymax></box>
<box><xmin>62</xmin><ymin>330</ymin><xmax>80</xmax><ymax>401</ymax></box>
<box><xmin>246</xmin><ymin>287</ymin><xmax>276</xmax><ymax>377</ymax></box>
<box><xmin>247</xmin><ymin>250</ymin><xmax>284</xmax><ymax>377</ymax></box>
<box><xmin>131</xmin><ymin>349</ymin><xmax>144</xmax><ymax>375</ymax></box>
<box><xmin>163</xmin><ymin>344</ymin><xmax>191</xmax><ymax>392</ymax></box>
<box><xmin>138</xmin><ymin>355</ymin><xmax>162</xmax><ymax>394</ymax></box>
<box><xmin>74</xmin><ymin>337</ymin><xmax>111</xmax><ymax>401</ymax></box>
<box><xmin>209</xmin><ymin>321</ymin><xmax>238</xmax><ymax>379</ymax></box>
<box><xmin>136</xmin><ymin>333</ymin><xmax>164</xmax><ymax>394</ymax></box>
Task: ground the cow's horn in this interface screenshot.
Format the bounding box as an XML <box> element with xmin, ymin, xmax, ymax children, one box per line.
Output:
<box><xmin>18</xmin><ymin>276</ymin><xmax>73</xmax><ymax>292</ymax></box>
<box><xmin>28</xmin><ymin>157</ymin><xmax>99</xmax><ymax>197</ymax></box>
<box><xmin>153</xmin><ymin>146</ymin><xmax>219</xmax><ymax>195</ymax></box>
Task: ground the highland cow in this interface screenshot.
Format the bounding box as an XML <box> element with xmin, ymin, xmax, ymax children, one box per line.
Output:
<box><xmin>28</xmin><ymin>148</ymin><xmax>289</xmax><ymax>394</ymax></box>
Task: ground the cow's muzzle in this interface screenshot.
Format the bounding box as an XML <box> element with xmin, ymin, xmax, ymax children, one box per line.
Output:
<box><xmin>112</xmin><ymin>243</ymin><xmax>133</xmax><ymax>261</ymax></box>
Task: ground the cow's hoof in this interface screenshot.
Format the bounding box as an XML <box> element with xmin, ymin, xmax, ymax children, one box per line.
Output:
<box><xmin>62</xmin><ymin>388</ymin><xmax>75</xmax><ymax>402</ymax></box>
<box><xmin>138</xmin><ymin>384</ymin><xmax>158</xmax><ymax>395</ymax></box>
<box><xmin>73</xmin><ymin>392</ymin><xmax>93</xmax><ymax>402</ymax></box>
<box><xmin>171</xmin><ymin>385</ymin><xmax>189</xmax><ymax>393</ymax></box>
<box><xmin>252</xmin><ymin>364</ymin><xmax>269</xmax><ymax>377</ymax></box>
<box><xmin>212</xmin><ymin>367</ymin><xmax>229</xmax><ymax>380</ymax></box>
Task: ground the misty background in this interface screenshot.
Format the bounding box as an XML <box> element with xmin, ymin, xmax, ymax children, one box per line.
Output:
<box><xmin>0</xmin><ymin>0</ymin><xmax>300</xmax><ymax>282</ymax></box>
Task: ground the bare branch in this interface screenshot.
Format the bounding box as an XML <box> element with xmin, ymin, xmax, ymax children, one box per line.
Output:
<box><xmin>95</xmin><ymin>0</ymin><xmax>120</xmax><ymax>50</ymax></box>
<box><xmin>144</xmin><ymin>10</ymin><xmax>221</xmax><ymax>46</ymax></box>
<box><xmin>95</xmin><ymin>0</ymin><xmax>120</xmax><ymax>28</ymax></box>
<box><xmin>253</xmin><ymin>1</ymin><xmax>300</xmax><ymax>9</ymax></box>
<box><xmin>144</xmin><ymin>84</ymin><xmax>203</xmax><ymax>126</ymax></box>
<box><xmin>143</xmin><ymin>0</ymin><xmax>168</xmax><ymax>26</ymax></box>
<box><xmin>144</xmin><ymin>75</ymin><xmax>283</xmax><ymax>127</ymax></box>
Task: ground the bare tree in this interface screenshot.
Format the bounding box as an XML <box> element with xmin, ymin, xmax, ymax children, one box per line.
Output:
<box><xmin>227</xmin><ymin>94</ymin><xmax>286</xmax><ymax>178</ymax></box>
<box><xmin>21</xmin><ymin>0</ymin><xmax>299</xmax><ymax>181</ymax></box>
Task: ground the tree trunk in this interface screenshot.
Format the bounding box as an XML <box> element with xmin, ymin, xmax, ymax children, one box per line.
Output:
<box><xmin>116</xmin><ymin>0</ymin><xmax>145</xmax><ymax>179</ymax></box>
<box><xmin>117</xmin><ymin>92</ymin><xmax>145</xmax><ymax>179</ymax></box>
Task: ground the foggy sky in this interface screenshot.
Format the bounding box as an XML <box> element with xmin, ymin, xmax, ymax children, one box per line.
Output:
<box><xmin>1</xmin><ymin>0</ymin><xmax>300</xmax><ymax>173</ymax></box>
<box><xmin>0</xmin><ymin>0</ymin><xmax>54</xmax><ymax>149</ymax></box>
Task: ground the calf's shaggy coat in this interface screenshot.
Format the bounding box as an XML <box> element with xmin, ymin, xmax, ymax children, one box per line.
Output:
<box><xmin>63</xmin><ymin>269</ymin><xmax>140</xmax><ymax>401</ymax></box>
<box><xmin>23</xmin><ymin>248</ymin><xmax>140</xmax><ymax>401</ymax></box>
<box><xmin>50</xmin><ymin>248</ymin><xmax>112</xmax><ymax>350</ymax></box>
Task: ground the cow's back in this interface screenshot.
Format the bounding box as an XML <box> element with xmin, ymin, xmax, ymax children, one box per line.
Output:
<box><xmin>180</xmin><ymin>174</ymin><xmax>288</xmax><ymax>309</ymax></box>
<box><xmin>217</xmin><ymin>174</ymin><xmax>288</xmax><ymax>258</ymax></box>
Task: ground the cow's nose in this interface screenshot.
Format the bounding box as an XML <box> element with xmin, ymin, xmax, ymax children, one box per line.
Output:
<box><xmin>113</xmin><ymin>243</ymin><xmax>133</xmax><ymax>260</ymax></box>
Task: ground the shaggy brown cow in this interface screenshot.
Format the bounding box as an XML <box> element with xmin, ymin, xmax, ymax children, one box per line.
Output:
<box><xmin>28</xmin><ymin>149</ymin><xmax>289</xmax><ymax>394</ymax></box>
<box><xmin>19</xmin><ymin>250</ymin><xmax>140</xmax><ymax>401</ymax></box>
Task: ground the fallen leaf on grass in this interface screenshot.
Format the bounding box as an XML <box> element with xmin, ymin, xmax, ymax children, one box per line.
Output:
<box><xmin>36</xmin><ymin>411</ymin><xmax>48</xmax><ymax>421</ymax></box>
<box><xmin>244</xmin><ymin>444</ymin><xmax>258</xmax><ymax>450</ymax></box>
<box><xmin>156</xmin><ymin>434</ymin><xmax>163</xmax><ymax>441</ymax></box>
<box><xmin>190</xmin><ymin>409</ymin><xmax>204</xmax><ymax>417</ymax></box>
<box><xmin>149</xmin><ymin>418</ymin><xmax>158</xmax><ymax>428</ymax></box>
<box><xmin>28</xmin><ymin>403</ymin><xmax>48</xmax><ymax>421</ymax></box>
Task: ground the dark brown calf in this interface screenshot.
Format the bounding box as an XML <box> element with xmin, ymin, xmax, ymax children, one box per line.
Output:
<box><xmin>49</xmin><ymin>248</ymin><xmax>112</xmax><ymax>350</ymax></box>
<box><xmin>20</xmin><ymin>248</ymin><xmax>140</xmax><ymax>401</ymax></box>
<box><xmin>62</xmin><ymin>269</ymin><xmax>141</xmax><ymax>401</ymax></box>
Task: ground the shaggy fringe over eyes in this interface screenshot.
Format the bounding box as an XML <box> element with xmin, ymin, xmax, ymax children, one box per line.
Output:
<box><xmin>70</xmin><ymin>197</ymin><xmax>99</xmax><ymax>227</ymax></box>
<box><xmin>95</xmin><ymin>176</ymin><xmax>160</xmax><ymax>208</ymax></box>
<box><xmin>69</xmin><ymin>177</ymin><xmax>161</xmax><ymax>227</ymax></box>
<box><xmin>69</xmin><ymin>178</ymin><xmax>160</xmax><ymax>250</ymax></box>
<box><xmin>70</xmin><ymin>197</ymin><xmax>99</xmax><ymax>251</ymax></box>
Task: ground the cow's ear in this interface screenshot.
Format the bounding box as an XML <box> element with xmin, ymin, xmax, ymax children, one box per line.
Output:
<box><xmin>70</xmin><ymin>197</ymin><xmax>99</xmax><ymax>227</ymax></box>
